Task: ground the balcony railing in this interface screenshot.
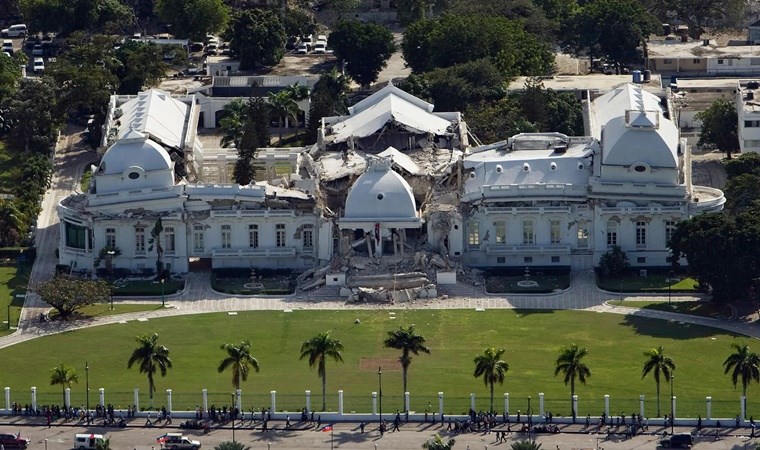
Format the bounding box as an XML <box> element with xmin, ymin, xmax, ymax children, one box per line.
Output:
<box><xmin>211</xmin><ymin>247</ymin><xmax>297</xmax><ymax>258</ymax></box>
<box><xmin>485</xmin><ymin>244</ymin><xmax>572</xmax><ymax>255</ymax></box>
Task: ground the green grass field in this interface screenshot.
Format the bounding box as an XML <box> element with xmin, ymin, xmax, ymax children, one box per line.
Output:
<box><xmin>608</xmin><ymin>300</ymin><xmax>731</xmax><ymax>319</ymax></box>
<box><xmin>597</xmin><ymin>272</ymin><xmax>699</xmax><ymax>293</ymax></box>
<box><xmin>48</xmin><ymin>303</ymin><xmax>165</xmax><ymax>320</ymax></box>
<box><xmin>0</xmin><ymin>309</ymin><xmax>756</xmax><ymax>418</ymax></box>
<box><xmin>0</xmin><ymin>264</ymin><xmax>30</xmax><ymax>336</ymax></box>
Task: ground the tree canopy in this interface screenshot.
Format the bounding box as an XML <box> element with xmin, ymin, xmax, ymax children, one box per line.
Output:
<box><xmin>19</xmin><ymin>0</ymin><xmax>133</xmax><ymax>35</ymax></box>
<box><xmin>696</xmin><ymin>98</ymin><xmax>739</xmax><ymax>159</ymax></box>
<box><xmin>328</xmin><ymin>20</ymin><xmax>396</xmax><ymax>88</ymax></box>
<box><xmin>402</xmin><ymin>14</ymin><xmax>555</xmax><ymax>76</ymax></box>
<box><xmin>225</xmin><ymin>8</ymin><xmax>286</xmax><ymax>70</ymax></box>
<box><xmin>36</xmin><ymin>276</ymin><xmax>112</xmax><ymax>317</ymax></box>
<box><xmin>155</xmin><ymin>0</ymin><xmax>229</xmax><ymax>41</ymax></box>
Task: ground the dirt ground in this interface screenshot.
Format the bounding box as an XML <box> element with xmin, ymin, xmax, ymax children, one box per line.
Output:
<box><xmin>360</xmin><ymin>357</ymin><xmax>402</xmax><ymax>371</ymax></box>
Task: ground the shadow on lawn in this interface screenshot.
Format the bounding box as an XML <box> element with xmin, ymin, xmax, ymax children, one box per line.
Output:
<box><xmin>620</xmin><ymin>313</ymin><xmax>729</xmax><ymax>339</ymax></box>
<box><xmin>514</xmin><ymin>309</ymin><xmax>556</xmax><ymax>317</ymax></box>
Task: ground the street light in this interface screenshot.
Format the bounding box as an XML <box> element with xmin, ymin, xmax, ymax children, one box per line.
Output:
<box><xmin>527</xmin><ymin>395</ymin><xmax>532</xmax><ymax>434</ymax></box>
<box><xmin>378</xmin><ymin>366</ymin><xmax>383</xmax><ymax>428</ymax></box>
<box><xmin>6</xmin><ymin>303</ymin><xmax>10</xmax><ymax>330</ymax></box>
<box><xmin>85</xmin><ymin>362</ymin><xmax>90</xmax><ymax>425</ymax></box>
<box><xmin>230</xmin><ymin>393</ymin><xmax>236</xmax><ymax>443</ymax></box>
<box><xmin>160</xmin><ymin>278</ymin><xmax>165</xmax><ymax>307</ymax></box>
<box><xmin>670</xmin><ymin>372</ymin><xmax>675</xmax><ymax>434</ymax></box>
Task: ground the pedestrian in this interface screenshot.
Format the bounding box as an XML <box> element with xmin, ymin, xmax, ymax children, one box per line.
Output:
<box><xmin>317</xmin><ymin>415</ymin><xmax>321</xmax><ymax>429</ymax></box>
<box><xmin>360</xmin><ymin>421</ymin><xmax>366</xmax><ymax>433</ymax></box>
<box><xmin>285</xmin><ymin>415</ymin><xmax>291</xmax><ymax>429</ymax></box>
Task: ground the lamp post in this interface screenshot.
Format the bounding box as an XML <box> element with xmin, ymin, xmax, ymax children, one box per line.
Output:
<box><xmin>6</xmin><ymin>303</ymin><xmax>9</xmax><ymax>330</ymax></box>
<box><xmin>668</xmin><ymin>270</ymin><xmax>675</xmax><ymax>305</ymax></box>
<box><xmin>527</xmin><ymin>396</ymin><xmax>532</xmax><ymax>436</ymax></box>
<box><xmin>231</xmin><ymin>393</ymin><xmax>236</xmax><ymax>443</ymax></box>
<box><xmin>160</xmin><ymin>278</ymin><xmax>165</xmax><ymax>307</ymax></box>
<box><xmin>378</xmin><ymin>366</ymin><xmax>383</xmax><ymax>427</ymax></box>
<box><xmin>85</xmin><ymin>362</ymin><xmax>90</xmax><ymax>425</ymax></box>
<box><xmin>44</xmin><ymin>438</ymin><xmax>47</xmax><ymax>450</ymax></box>
<box><xmin>670</xmin><ymin>373</ymin><xmax>675</xmax><ymax>434</ymax></box>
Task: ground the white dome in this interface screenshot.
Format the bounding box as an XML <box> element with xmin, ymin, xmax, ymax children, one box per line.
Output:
<box><xmin>601</xmin><ymin>116</ymin><xmax>678</xmax><ymax>168</ymax></box>
<box><xmin>344</xmin><ymin>160</ymin><xmax>417</xmax><ymax>220</ymax></box>
<box><xmin>99</xmin><ymin>129</ymin><xmax>172</xmax><ymax>175</ymax></box>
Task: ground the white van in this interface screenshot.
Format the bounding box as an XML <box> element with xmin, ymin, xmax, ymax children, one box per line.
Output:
<box><xmin>73</xmin><ymin>434</ymin><xmax>105</xmax><ymax>450</ymax></box>
<box><xmin>2</xmin><ymin>24</ymin><xmax>27</xmax><ymax>38</ymax></box>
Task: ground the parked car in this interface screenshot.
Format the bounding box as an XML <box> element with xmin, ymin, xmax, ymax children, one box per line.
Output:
<box><xmin>301</xmin><ymin>34</ymin><xmax>313</xmax><ymax>49</ymax></box>
<box><xmin>74</xmin><ymin>433</ymin><xmax>105</xmax><ymax>450</ymax></box>
<box><xmin>157</xmin><ymin>433</ymin><xmax>201</xmax><ymax>450</ymax></box>
<box><xmin>33</xmin><ymin>57</ymin><xmax>45</xmax><ymax>73</ymax></box>
<box><xmin>296</xmin><ymin>42</ymin><xmax>309</xmax><ymax>54</ymax></box>
<box><xmin>659</xmin><ymin>432</ymin><xmax>693</xmax><ymax>448</ymax></box>
<box><xmin>313</xmin><ymin>42</ymin><xmax>326</xmax><ymax>54</ymax></box>
<box><xmin>205</xmin><ymin>43</ymin><xmax>218</xmax><ymax>55</ymax></box>
<box><xmin>1</xmin><ymin>24</ymin><xmax>27</xmax><ymax>38</ymax></box>
<box><xmin>1</xmin><ymin>40</ymin><xmax>13</xmax><ymax>55</ymax></box>
<box><xmin>32</xmin><ymin>44</ymin><xmax>43</xmax><ymax>56</ymax></box>
<box><xmin>316</xmin><ymin>34</ymin><xmax>327</xmax><ymax>43</ymax></box>
<box><xmin>0</xmin><ymin>432</ymin><xmax>30</xmax><ymax>449</ymax></box>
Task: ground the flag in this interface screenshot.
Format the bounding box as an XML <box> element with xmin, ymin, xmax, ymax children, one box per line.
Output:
<box><xmin>157</xmin><ymin>435</ymin><xmax>168</xmax><ymax>443</ymax></box>
<box><xmin>321</xmin><ymin>425</ymin><xmax>333</xmax><ymax>432</ymax></box>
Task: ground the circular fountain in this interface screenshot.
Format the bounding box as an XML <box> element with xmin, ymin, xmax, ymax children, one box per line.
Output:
<box><xmin>243</xmin><ymin>268</ymin><xmax>264</xmax><ymax>290</ymax></box>
<box><xmin>516</xmin><ymin>266</ymin><xmax>539</xmax><ymax>287</ymax></box>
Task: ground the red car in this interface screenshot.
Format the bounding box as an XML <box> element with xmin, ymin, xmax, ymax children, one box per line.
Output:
<box><xmin>0</xmin><ymin>432</ymin><xmax>29</xmax><ymax>449</ymax></box>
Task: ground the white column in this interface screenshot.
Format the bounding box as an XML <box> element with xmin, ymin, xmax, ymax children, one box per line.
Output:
<box><xmin>99</xmin><ymin>388</ymin><xmax>105</xmax><ymax>407</ymax></box>
<box><xmin>202</xmin><ymin>389</ymin><xmax>208</xmax><ymax>414</ymax></box>
<box><xmin>604</xmin><ymin>394</ymin><xmax>610</xmax><ymax>418</ymax></box>
<box><xmin>741</xmin><ymin>396</ymin><xmax>746</xmax><ymax>421</ymax></box>
<box><xmin>639</xmin><ymin>395</ymin><xmax>645</xmax><ymax>418</ymax></box>
<box><xmin>706</xmin><ymin>396</ymin><xmax>712</xmax><ymax>420</ymax></box>
<box><xmin>438</xmin><ymin>392</ymin><xmax>444</xmax><ymax>415</ymax></box>
<box><xmin>235</xmin><ymin>389</ymin><xmax>241</xmax><ymax>411</ymax></box>
<box><xmin>166</xmin><ymin>389</ymin><xmax>172</xmax><ymax>413</ymax></box>
<box><xmin>572</xmin><ymin>395</ymin><xmax>578</xmax><ymax>420</ymax></box>
<box><xmin>338</xmin><ymin>390</ymin><xmax>344</xmax><ymax>415</ymax></box>
<box><xmin>372</xmin><ymin>392</ymin><xmax>377</xmax><ymax>415</ymax></box>
<box><xmin>305</xmin><ymin>390</ymin><xmax>311</xmax><ymax>412</ymax></box>
<box><xmin>470</xmin><ymin>393</ymin><xmax>476</xmax><ymax>410</ymax></box>
<box><xmin>64</xmin><ymin>388</ymin><xmax>71</xmax><ymax>409</ymax></box>
<box><xmin>270</xmin><ymin>390</ymin><xmax>276</xmax><ymax>412</ymax></box>
<box><xmin>539</xmin><ymin>393</ymin><xmax>545</xmax><ymax>418</ymax></box>
<box><xmin>31</xmin><ymin>387</ymin><xmax>37</xmax><ymax>411</ymax></box>
<box><xmin>672</xmin><ymin>396</ymin><xmax>677</xmax><ymax>420</ymax></box>
<box><xmin>133</xmin><ymin>388</ymin><xmax>139</xmax><ymax>412</ymax></box>
<box><xmin>404</xmin><ymin>392</ymin><xmax>410</xmax><ymax>412</ymax></box>
<box><xmin>4</xmin><ymin>387</ymin><xmax>9</xmax><ymax>411</ymax></box>
<box><xmin>504</xmin><ymin>393</ymin><xmax>509</xmax><ymax>416</ymax></box>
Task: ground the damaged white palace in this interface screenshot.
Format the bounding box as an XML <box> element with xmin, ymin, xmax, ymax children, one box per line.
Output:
<box><xmin>57</xmin><ymin>83</ymin><xmax>725</xmax><ymax>293</ymax></box>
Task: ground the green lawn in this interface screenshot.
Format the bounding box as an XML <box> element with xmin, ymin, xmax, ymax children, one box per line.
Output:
<box><xmin>607</xmin><ymin>300</ymin><xmax>731</xmax><ymax>319</ymax></box>
<box><xmin>0</xmin><ymin>264</ymin><xmax>30</xmax><ymax>336</ymax></box>
<box><xmin>79</xmin><ymin>164</ymin><xmax>93</xmax><ymax>192</ymax></box>
<box><xmin>48</xmin><ymin>303</ymin><xmax>165</xmax><ymax>320</ymax></box>
<box><xmin>0</xmin><ymin>140</ymin><xmax>23</xmax><ymax>193</ymax></box>
<box><xmin>0</xmin><ymin>309</ymin><xmax>756</xmax><ymax>418</ymax></box>
<box><xmin>597</xmin><ymin>272</ymin><xmax>700</xmax><ymax>293</ymax></box>
<box><xmin>113</xmin><ymin>279</ymin><xmax>184</xmax><ymax>296</ymax></box>
<box><xmin>485</xmin><ymin>274</ymin><xmax>571</xmax><ymax>293</ymax></box>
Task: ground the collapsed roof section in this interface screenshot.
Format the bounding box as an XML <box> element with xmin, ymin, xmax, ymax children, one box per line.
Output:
<box><xmin>319</xmin><ymin>84</ymin><xmax>467</xmax><ymax>152</ymax></box>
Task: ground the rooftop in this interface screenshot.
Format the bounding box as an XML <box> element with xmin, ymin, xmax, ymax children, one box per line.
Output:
<box><xmin>508</xmin><ymin>75</ymin><xmax>665</xmax><ymax>96</ymax></box>
<box><xmin>648</xmin><ymin>39</ymin><xmax>760</xmax><ymax>59</ymax></box>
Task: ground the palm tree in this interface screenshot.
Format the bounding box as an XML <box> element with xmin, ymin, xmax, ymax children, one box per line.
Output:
<box><xmin>422</xmin><ymin>434</ymin><xmax>455</xmax><ymax>450</ymax></box>
<box><xmin>723</xmin><ymin>342</ymin><xmax>760</xmax><ymax>413</ymax></box>
<box><xmin>473</xmin><ymin>347</ymin><xmax>509</xmax><ymax>413</ymax></box>
<box><xmin>268</xmin><ymin>90</ymin><xmax>299</xmax><ymax>143</ymax></box>
<box><xmin>219</xmin><ymin>99</ymin><xmax>248</xmax><ymax>148</ymax></box>
<box><xmin>214</xmin><ymin>442</ymin><xmax>249</xmax><ymax>450</ymax></box>
<box><xmin>641</xmin><ymin>345</ymin><xmax>676</xmax><ymax>417</ymax></box>
<box><xmin>218</xmin><ymin>340</ymin><xmax>260</xmax><ymax>390</ymax></box>
<box><xmin>510</xmin><ymin>440</ymin><xmax>542</xmax><ymax>450</ymax></box>
<box><xmin>127</xmin><ymin>333</ymin><xmax>172</xmax><ymax>406</ymax></box>
<box><xmin>554</xmin><ymin>343</ymin><xmax>591</xmax><ymax>422</ymax></box>
<box><xmin>94</xmin><ymin>437</ymin><xmax>111</xmax><ymax>450</ymax></box>
<box><xmin>50</xmin><ymin>363</ymin><xmax>79</xmax><ymax>406</ymax></box>
<box><xmin>384</xmin><ymin>325</ymin><xmax>430</xmax><ymax>406</ymax></box>
<box><xmin>299</xmin><ymin>331</ymin><xmax>344</xmax><ymax>411</ymax></box>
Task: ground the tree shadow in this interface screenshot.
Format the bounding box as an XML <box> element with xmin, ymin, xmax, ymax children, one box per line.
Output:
<box><xmin>513</xmin><ymin>309</ymin><xmax>556</xmax><ymax>317</ymax></box>
<box><xmin>619</xmin><ymin>312</ymin><xmax>731</xmax><ymax>339</ymax></box>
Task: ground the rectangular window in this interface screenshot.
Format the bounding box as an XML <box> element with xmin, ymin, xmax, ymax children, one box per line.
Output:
<box><xmin>522</xmin><ymin>220</ymin><xmax>535</xmax><ymax>245</ymax></box>
<box><xmin>665</xmin><ymin>220</ymin><xmax>676</xmax><ymax>246</ymax></box>
<box><xmin>275</xmin><ymin>223</ymin><xmax>286</xmax><ymax>247</ymax></box>
<box><xmin>550</xmin><ymin>219</ymin><xmax>561</xmax><ymax>244</ymax></box>
<box><xmin>718</xmin><ymin>59</ymin><xmax>724</xmax><ymax>65</ymax></box>
<box><xmin>637</xmin><ymin>257</ymin><xmax>647</xmax><ymax>264</ymax></box>
<box><xmin>494</xmin><ymin>221</ymin><xmax>506</xmax><ymax>244</ymax></box>
<box><xmin>752</xmin><ymin>58</ymin><xmax>760</xmax><ymax>66</ymax></box>
<box><xmin>105</xmin><ymin>228</ymin><xmax>116</xmax><ymax>248</ymax></box>
<box><xmin>193</xmin><ymin>224</ymin><xmax>205</xmax><ymax>252</ymax></box>
<box><xmin>135</xmin><ymin>226</ymin><xmax>146</xmax><ymax>254</ymax></box>
<box><xmin>221</xmin><ymin>225</ymin><xmax>232</xmax><ymax>249</ymax></box>
<box><xmin>303</xmin><ymin>224</ymin><xmax>314</xmax><ymax>250</ymax></box>
<box><xmin>692</xmin><ymin>58</ymin><xmax>701</xmax><ymax>64</ymax></box>
<box><xmin>636</xmin><ymin>221</ymin><xmax>647</xmax><ymax>248</ymax></box>
<box><xmin>248</xmin><ymin>224</ymin><xmax>259</xmax><ymax>248</ymax></box>
<box><xmin>745</xmin><ymin>120</ymin><xmax>760</xmax><ymax>128</ymax></box>
<box><xmin>576</xmin><ymin>225</ymin><xmax>589</xmax><ymax>249</ymax></box>
<box><xmin>551</xmin><ymin>256</ymin><xmax>561</xmax><ymax>263</ymax></box>
<box><xmin>468</xmin><ymin>220</ymin><xmax>480</xmax><ymax>247</ymax></box>
<box><xmin>746</xmin><ymin>139</ymin><xmax>760</xmax><ymax>148</ymax></box>
<box><xmin>65</xmin><ymin>222</ymin><xmax>87</xmax><ymax>249</ymax></box>
<box><xmin>496</xmin><ymin>256</ymin><xmax>505</xmax><ymax>264</ymax></box>
<box><xmin>663</xmin><ymin>58</ymin><xmax>673</xmax><ymax>64</ymax></box>
<box><xmin>606</xmin><ymin>221</ymin><xmax>618</xmax><ymax>247</ymax></box>
<box><xmin>164</xmin><ymin>227</ymin><xmax>175</xmax><ymax>253</ymax></box>
<box><xmin>524</xmin><ymin>256</ymin><xmax>533</xmax><ymax>264</ymax></box>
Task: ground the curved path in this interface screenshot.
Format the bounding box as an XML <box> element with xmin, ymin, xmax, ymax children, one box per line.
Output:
<box><xmin>1</xmin><ymin>129</ymin><xmax>757</xmax><ymax>350</ymax></box>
